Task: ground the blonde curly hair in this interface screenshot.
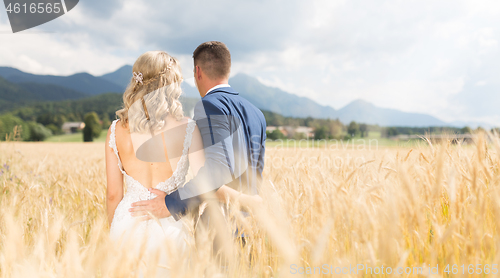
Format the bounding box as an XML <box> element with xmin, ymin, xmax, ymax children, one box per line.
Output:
<box><xmin>116</xmin><ymin>51</ymin><xmax>184</xmax><ymax>133</ymax></box>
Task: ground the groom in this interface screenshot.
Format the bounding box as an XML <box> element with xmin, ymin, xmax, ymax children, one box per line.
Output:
<box><xmin>130</xmin><ymin>41</ymin><xmax>266</xmax><ymax>227</ymax></box>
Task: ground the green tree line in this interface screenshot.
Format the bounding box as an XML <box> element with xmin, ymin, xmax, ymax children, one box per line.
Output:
<box><xmin>264</xmin><ymin>109</ymin><xmax>494</xmax><ymax>140</ymax></box>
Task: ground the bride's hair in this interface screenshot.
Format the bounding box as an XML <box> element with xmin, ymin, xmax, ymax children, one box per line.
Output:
<box><xmin>116</xmin><ymin>51</ymin><xmax>184</xmax><ymax>131</ymax></box>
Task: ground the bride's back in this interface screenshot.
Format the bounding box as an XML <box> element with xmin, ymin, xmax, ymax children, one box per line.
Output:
<box><xmin>114</xmin><ymin>115</ymin><xmax>190</xmax><ymax>188</ymax></box>
<box><xmin>110</xmin><ymin>50</ymin><xmax>189</xmax><ymax>189</ymax></box>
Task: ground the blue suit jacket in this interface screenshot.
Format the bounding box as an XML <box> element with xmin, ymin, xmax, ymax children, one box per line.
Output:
<box><xmin>164</xmin><ymin>86</ymin><xmax>266</xmax><ymax>220</ymax></box>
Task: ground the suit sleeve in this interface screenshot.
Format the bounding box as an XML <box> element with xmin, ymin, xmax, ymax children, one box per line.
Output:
<box><xmin>165</xmin><ymin>99</ymin><xmax>238</xmax><ymax>220</ymax></box>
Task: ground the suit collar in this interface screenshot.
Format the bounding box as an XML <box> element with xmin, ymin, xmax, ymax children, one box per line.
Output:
<box><xmin>204</xmin><ymin>85</ymin><xmax>239</xmax><ymax>97</ymax></box>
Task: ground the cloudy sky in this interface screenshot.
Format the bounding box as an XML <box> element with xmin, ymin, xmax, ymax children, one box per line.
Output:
<box><xmin>0</xmin><ymin>0</ymin><xmax>499</xmax><ymax>125</ymax></box>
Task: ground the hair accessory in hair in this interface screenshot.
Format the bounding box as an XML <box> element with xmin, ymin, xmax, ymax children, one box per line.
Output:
<box><xmin>133</xmin><ymin>72</ymin><xmax>143</xmax><ymax>84</ymax></box>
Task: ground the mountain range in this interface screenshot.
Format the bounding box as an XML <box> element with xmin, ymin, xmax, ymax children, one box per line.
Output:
<box><xmin>0</xmin><ymin>65</ymin><xmax>455</xmax><ymax>127</ymax></box>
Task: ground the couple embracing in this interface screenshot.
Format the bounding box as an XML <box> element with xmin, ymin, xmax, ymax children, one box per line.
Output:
<box><xmin>105</xmin><ymin>41</ymin><xmax>266</xmax><ymax>274</ymax></box>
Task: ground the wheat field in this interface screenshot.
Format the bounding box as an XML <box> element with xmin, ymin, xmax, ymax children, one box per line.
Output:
<box><xmin>1</xmin><ymin>135</ymin><xmax>500</xmax><ymax>277</ymax></box>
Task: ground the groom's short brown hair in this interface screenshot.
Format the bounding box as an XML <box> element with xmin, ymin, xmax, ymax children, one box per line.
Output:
<box><xmin>193</xmin><ymin>41</ymin><xmax>231</xmax><ymax>80</ymax></box>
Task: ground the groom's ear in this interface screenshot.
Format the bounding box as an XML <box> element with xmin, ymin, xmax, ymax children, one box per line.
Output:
<box><xmin>195</xmin><ymin>65</ymin><xmax>203</xmax><ymax>80</ymax></box>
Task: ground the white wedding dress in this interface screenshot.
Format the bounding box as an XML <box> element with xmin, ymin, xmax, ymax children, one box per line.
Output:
<box><xmin>108</xmin><ymin>118</ymin><xmax>196</xmax><ymax>276</ymax></box>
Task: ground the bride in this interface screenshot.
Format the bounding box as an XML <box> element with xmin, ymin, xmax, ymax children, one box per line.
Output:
<box><xmin>105</xmin><ymin>51</ymin><xmax>257</xmax><ymax>275</ymax></box>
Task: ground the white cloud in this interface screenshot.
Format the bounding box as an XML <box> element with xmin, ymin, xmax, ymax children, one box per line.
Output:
<box><xmin>0</xmin><ymin>0</ymin><xmax>499</xmax><ymax>125</ymax></box>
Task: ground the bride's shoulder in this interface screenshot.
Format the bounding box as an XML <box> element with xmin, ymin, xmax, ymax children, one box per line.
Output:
<box><xmin>116</xmin><ymin>118</ymin><xmax>129</xmax><ymax>127</ymax></box>
<box><xmin>109</xmin><ymin>119</ymin><xmax>129</xmax><ymax>135</ymax></box>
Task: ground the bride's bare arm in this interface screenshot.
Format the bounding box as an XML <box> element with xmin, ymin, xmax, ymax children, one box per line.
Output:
<box><xmin>105</xmin><ymin>126</ymin><xmax>124</xmax><ymax>225</ymax></box>
<box><xmin>188</xmin><ymin>124</ymin><xmax>262</xmax><ymax>207</ymax></box>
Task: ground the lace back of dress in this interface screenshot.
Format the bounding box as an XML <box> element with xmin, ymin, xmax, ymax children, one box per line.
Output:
<box><xmin>162</xmin><ymin>118</ymin><xmax>196</xmax><ymax>193</ymax></box>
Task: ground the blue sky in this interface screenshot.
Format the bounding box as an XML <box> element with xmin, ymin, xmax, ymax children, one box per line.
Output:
<box><xmin>0</xmin><ymin>0</ymin><xmax>499</xmax><ymax>126</ymax></box>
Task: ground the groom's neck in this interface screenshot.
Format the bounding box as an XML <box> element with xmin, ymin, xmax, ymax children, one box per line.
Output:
<box><xmin>200</xmin><ymin>79</ymin><xmax>229</xmax><ymax>97</ymax></box>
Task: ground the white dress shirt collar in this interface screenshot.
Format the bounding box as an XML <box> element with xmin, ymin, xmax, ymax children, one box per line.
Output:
<box><xmin>205</xmin><ymin>84</ymin><xmax>231</xmax><ymax>96</ymax></box>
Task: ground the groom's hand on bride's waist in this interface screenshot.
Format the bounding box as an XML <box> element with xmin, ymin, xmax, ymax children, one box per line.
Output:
<box><xmin>129</xmin><ymin>188</ymin><xmax>171</xmax><ymax>220</ymax></box>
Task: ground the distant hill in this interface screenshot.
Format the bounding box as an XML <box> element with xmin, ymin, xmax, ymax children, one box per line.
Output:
<box><xmin>99</xmin><ymin>65</ymin><xmax>132</xmax><ymax>89</ymax></box>
<box><xmin>0</xmin><ymin>65</ymin><xmax>454</xmax><ymax>127</ymax></box>
<box><xmin>226</xmin><ymin>73</ymin><xmax>447</xmax><ymax>126</ymax></box>
<box><xmin>73</xmin><ymin>65</ymin><xmax>448</xmax><ymax>126</ymax></box>
<box><xmin>228</xmin><ymin>73</ymin><xmax>337</xmax><ymax>119</ymax></box>
<box><xmin>0</xmin><ymin>76</ymin><xmax>89</xmax><ymax>112</ymax></box>
<box><xmin>336</xmin><ymin>99</ymin><xmax>447</xmax><ymax>126</ymax></box>
<box><xmin>16</xmin><ymin>83</ymin><xmax>89</xmax><ymax>101</ymax></box>
<box><xmin>0</xmin><ymin>67</ymin><xmax>123</xmax><ymax>95</ymax></box>
<box><xmin>0</xmin><ymin>76</ymin><xmax>32</xmax><ymax>111</ymax></box>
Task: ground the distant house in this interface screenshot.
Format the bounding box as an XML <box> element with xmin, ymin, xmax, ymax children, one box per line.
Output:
<box><xmin>61</xmin><ymin>122</ymin><xmax>85</xmax><ymax>134</ymax></box>
<box><xmin>294</xmin><ymin>126</ymin><xmax>315</xmax><ymax>138</ymax></box>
